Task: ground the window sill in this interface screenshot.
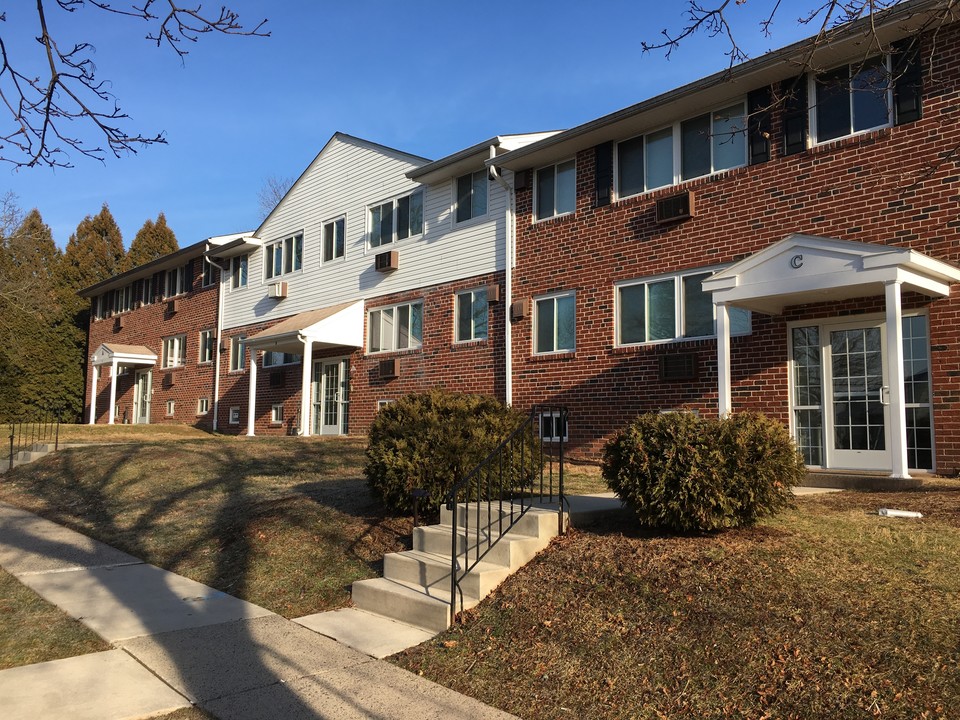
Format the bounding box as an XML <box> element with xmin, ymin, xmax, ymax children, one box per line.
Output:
<box><xmin>365</xmin><ymin>347</ymin><xmax>423</xmax><ymax>359</ymax></box>
<box><xmin>451</xmin><ymin>339</ymin><xmax>488</xmax><ymax>350</ymax></box>
<box><xmin>808</xmin><ymin>126</ymin><xmax>891</xmax><ymax>154</ymax></box>
<box><xmin>530</xmin><ymin>350</ymin><xmax>577</xmax><ymax>362</ymax></box>
<box><xmin>532</xmin><ymin>210</ymin><xmax>575</xmax><ymax>225</ymax></box>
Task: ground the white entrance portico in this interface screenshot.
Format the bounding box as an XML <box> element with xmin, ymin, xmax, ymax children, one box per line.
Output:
<box><xmin>703</xmin><ymin>234</ymin><xmax>960</xmax><ymax>479</ymax></box>
<box><xmin>88</xmin><ymin>344</ymin><xmax>158</xmax><ymax>425</ymax></box>
<box><xmin>242</xmin><ymin>300</ymin><xmax>364</xmax><ymax>437</ymax></box>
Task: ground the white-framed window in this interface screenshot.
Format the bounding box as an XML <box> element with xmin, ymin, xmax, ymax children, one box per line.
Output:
<box><xmin>540</xmin><ymin>410</ymin><xmax>568</xmax><ymax>442</ymax></box>
<box><xmin>228</xmin><ymin>406</ymin><xmax>241</xmax><ymax>425</ymax></box>
<box><xmin>455</xmin><ymin>288</ymin><xmax>488</xmax><ymax>342</ymax></box>
<box><xmin>201</xmin><ymin>261</ymin><xmax>218</xmax><ymax>287</ymax></box>
<box><xmin>534</xmin><ymin>292</ymin><xmax>575</xmax><ymax>354</ymax></box>
<box><xmin>535</xmin><ymin>159</ymin><xmax>576</xmax><ymax>221</ymax></box>
<box><xmin>162</xmin><ymin>335</ymin><xmax>187</xmax><ymax>368</ymax></box>
<box><xmin>165</xmin><ymin>265</ymin><xmax>188</xmax><ymax>298</ymax></box>
<box><xmin>229</xmin><ymin>335</ymin><xmax>246</xmax><ymax>372</ymax></box>
<box><xmin>811</xmin><ymin>56</ymin><xmax>891</xmax><ymax>144</ymax></box>
<box><xmin>271</xmin><ymin>404</ymin><xmax>284</xmax><ymax>424</ymax></box>
<box><xmin>198</xmin><ymin>329</ymin><xmax>215</xmax><ymax>364</ymax></box>
<box><xmin>322</xmin><ymin>217</ymin><xmax>346</xmax><ymax>262</ymax></box>
<box><xmin>264</xmin><ymin>233</ymin><xmax>303</xmax><ymax>280</ymax></box>
<box><xmin>231</xmin><ymin>254</ymin><xmax>248</xmax><ymax>289</ymax></box>
<box><xmin>113</xmin><ymin>284</ymin><xmax>133</xmax><ymax>314</ymax></box>
<box><xmin>263</xmin><ymin>352</ymin><xmax>301</xmax><ymax>367</ymax></box>
<box><xmin>197</xmin><ymin>398</ymin><xmax>210</xmax><ymax>415</ymax></box>
<box><xmin>456</xmin><ymin>170</ymin><xmax>488</xmax><ymax>223</ymax></box>
<box><xmin>377</xmin><ymin>399</ymin><xmax>393</xmax><ymax>411</ymax></box>
<box><xmin>616</xmin><ymin>269</ymin><xmax>751</xmax><ymax>346</ymax></box>
<box><xmin>369</xmin><ymin>190</ymin><xmax>423</xmax><ymax>248</ymax></box>
<box><xmin>617</xmin><ymin>101</ymin><xmax>747</xmax><ymax>198</ymax></box>
<box><xmin>140</xmin><ymin>277</ymin><xmax>153</xmax><ymax>306</ymax></box>
<box><xmin>368</xmin><ymin>301</ymin><xmax>423</xmax><ymax>353</ymax></box>
<box><xmin>166</xmin><ymin>400</ymin><xmax>175</xmax><ymax>416</ymax></box>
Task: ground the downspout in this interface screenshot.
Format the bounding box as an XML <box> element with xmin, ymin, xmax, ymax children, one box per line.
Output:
<box><xmin>488</xmin><ymin>147</ymin><xmax>514</xmax><ymax>407</ymax></box>
<box><xmin>204</xmin><ymin>250</ymin><xmax>230</xmax><ymax>432</ymax></box>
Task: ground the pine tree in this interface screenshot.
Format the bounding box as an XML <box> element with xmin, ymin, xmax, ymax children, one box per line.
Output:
<box><xmin>124</xmin><ymin>212</ymin><xmax>179</xmax><ymax>270</ymax></box>
<box><xmin>61</xmin><ymin>203</ymin><xmax>125</xmax><ymax>292</ymax></box>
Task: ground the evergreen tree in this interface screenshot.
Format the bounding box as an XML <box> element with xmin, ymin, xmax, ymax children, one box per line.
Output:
<box><xmin>124</xmin><ymin>212</ymin><xmax>179</xmax><ymax>270</ymax></box>
<box><xmin>61</xmin><ymin>203</ymin><xmax>125</xmax><ymax>292</ymax></box>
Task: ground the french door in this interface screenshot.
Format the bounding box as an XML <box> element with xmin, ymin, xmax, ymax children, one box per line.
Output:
<box><xmin>312</xmin><ymin>358</ymin><xmax>349</xmax><ymax>435</ymax></box>
<box><xmin>134</xmin><ymin>370</ymin><xmax>152</xmax><ymax>425</ymax></box>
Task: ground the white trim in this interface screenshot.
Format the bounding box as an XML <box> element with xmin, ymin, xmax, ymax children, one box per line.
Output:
<box><xmin>532</xmin><ymin>291</ymin><xmax>576</xmax><ymax>355</ymax></box>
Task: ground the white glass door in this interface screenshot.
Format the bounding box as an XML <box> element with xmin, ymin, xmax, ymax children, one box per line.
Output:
<box><xmin>134</xmin><ymin>370</ymin><xmax>152</xmax><ymax>424</ymax></box>
<box><xmin>312</xmin><ymin>359</ymin><xmax>349</xmax><ymax>435</ymax></box>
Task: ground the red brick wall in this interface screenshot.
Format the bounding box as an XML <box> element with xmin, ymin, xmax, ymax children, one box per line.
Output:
<box><xmin>217</xmin><ymin>271</ymin><xmax>507</xmax><ymax>436</ymax></box>
<box><xmin>510</xmin><ymin>25</ymin><xmax>960</xmax><ymax>474</ymax></box>
<box><xmin>85</xmin><ymin>259</ymin><xmax>219</xmax><ymax>429</ymax></box>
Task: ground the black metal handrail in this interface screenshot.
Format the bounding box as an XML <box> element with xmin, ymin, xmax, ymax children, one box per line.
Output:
<box><xmin>445</xmin><ymin>405</ymin><xmax>567</xmax><ymax>624</ymax></box>
<box><xmin>6</xmin><ymin>409</ymin><xmax>61</xmax><ymax>472</ymax></box>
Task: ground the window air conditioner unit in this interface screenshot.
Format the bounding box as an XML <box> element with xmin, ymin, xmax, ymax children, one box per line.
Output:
<box><xmin>510</xmin><ymin>298</ymin><xmax>529</xmax><ymax>321</ymax></box>
<box><xmin>115</xmin><ymin>315</ymin><xmax>124</xmax><ymax>330</ymax></box>
<box><xmin>379</xmin><ymin>358</ymin><xmax>398</xmax><ymax>379</ymax></box>
<box><xmin>269</xmin><ymin>370</ymin><xmax>285</xmax><ymax>389</ymax></box>
<box><xmin>375</xmin><ymin>250</ymin><xmax>399</xmax><ymax>273</ymax></box>
<box><xmin>655</xmin><ymin>191</ymin><xmax>695</xmax><ymax>224</ymax></box>
<box><xmin>268</xmin><ymin>281</ymin><xmax>288</xmax><ymax>299</ymax></box>
<box><xmin>486</xmin><ymin>283</ymin><xmax>501</xmax><ymax>303</ymax></box>
<box><xmin>168</xmin><ymin>298</ymin><xmax>179</xmax><ymax>314</ymax></box>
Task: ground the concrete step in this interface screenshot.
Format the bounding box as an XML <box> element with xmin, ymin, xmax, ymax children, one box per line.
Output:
<box><xmin>441</xmin><ymin>503</ymin><xmax>564</xmax><ymax>537</ymax></box>
<box><xmin>15</xmin><ymin>449</ymin><xmax>49</xmax><ymax>462</ymax></box>
<box><xmin>414</xmin><ymin>523</ymin><xmax>546</xmax><ymax>570</ymax></box>
<box><xmin>350</xmin><ymin>577</ymin><xmax>467</xmax><ymax>634</ymax></box>
<box><xmin>383</xmin><ymin>549</ymin><xmax>512</xmax><ymax>599</ymax></box>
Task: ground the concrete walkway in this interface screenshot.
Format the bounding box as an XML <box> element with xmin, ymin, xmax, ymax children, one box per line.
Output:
<box><xmin>0</xmin><ymin>501</ymin><xmax>516</xmax><ymax>720</ymax></box>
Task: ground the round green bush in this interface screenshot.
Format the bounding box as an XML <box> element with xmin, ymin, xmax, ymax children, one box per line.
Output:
<box><xmin>601</xmin><ymin>411</ymin><xmax>804</xmax><ymax>533</ymax></box>
<box><xmin>364</xmin><ymin>388</ymin><xmax>531</xmax><ymax>514</ymax></box>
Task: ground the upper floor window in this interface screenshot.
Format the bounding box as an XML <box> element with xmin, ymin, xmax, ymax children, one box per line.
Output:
<box><xmin>265</xmin><ymin>233</ymin><xmax>303</xmax><ymax>280</ymax></box>
<box><xmin>618</xmin><ymin>102</ymin><xmax>746</xmax><ymax>198</ymax></box>
<box><xmin>263</xmin><ymin>352</ymin><xmax>301</xmax><ymax>367</ymax></box>
<box><xmin>165</xmin><ymin>265</ymin><xmax>188</xmax><ymax>298</ymax></box>
<box><xmin>368</xmin><ymin>301</ymin><xmax>423</xmax><ymax>353</ymax></box>
<box><xmin>534</xmin><ymin>292</ymin><xmax>575</xmax><ymax>354</ymax></box>
<box><xmin>231</xmin><ymin>254</ymin><xmax>248</xmax><ymax>289</ymax></box>
<box><xmin>455</xmin><ymin>288</ymin><xmax>488</xmax><ymax>342</ymax></box>
<box><xmin>198</xmin><ymin>329</ymin><xmax>215</xmax><ymax>364</ymax></box>
<box><xmin>201</xmin><ymin>261</ymin><xmax>218</xmax><ymax>287</ymax></box>
<box><xmin>369</xmin><ymin>190</ymin><xmax>423</xmax><ymax>248</ymax></box>
<box><xmin>162</xmin><ymin>334</ymin><xmax>187</xmax><ymax>368</ymax></box>
<box><xmin>617</xmin><ymin>269</ymin><xmax>751</xmax><ymax>346</ymax></box>
<box><xmin>812</xmin><ymin>57</ymin><xmax>891</xmax><ymax>143</ymax></box>
<box><xmin>229</xmin><ymin>335</ymin><xmax>246</xmax><ymax>372</ymax></box>
<box><xmin>323</xmin><ymin>217</ymin><xmax>345</xmax><ymax>262</ymax></box>
<box><xmin>456</xmin><ymin>170</ymin><xmax>488</xmax><ymax>223</ymax></box>
<box><xmin>140</xmin><ymin>277</ymin><xmax>153</xmax><ymax>306</ymax></box>
<box><xmin>535</xmin><ymin>160</ymin><xmax>576</xmax><ymax>221</ymax></box>
<box><xmin>113</xmin><ymin>284</ymin><xmax>133</xmax><ymax>314</ymax></box>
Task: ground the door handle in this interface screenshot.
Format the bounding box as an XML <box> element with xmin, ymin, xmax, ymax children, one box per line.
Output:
<box><xmin>879</xmin><ymin>386</ymin><xmax>890</xmax><ymax>406</ymax></box>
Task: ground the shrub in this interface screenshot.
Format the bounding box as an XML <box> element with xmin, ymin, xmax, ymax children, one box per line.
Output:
<box><xmin>364</xmin><ymin>388</ymin><xmax>532</xmax><ymax>514</ymax></box>
<box><xmin>602</xmin><ymin>411</ymin><xmax>804</xmax><ymax>533</ymax></box>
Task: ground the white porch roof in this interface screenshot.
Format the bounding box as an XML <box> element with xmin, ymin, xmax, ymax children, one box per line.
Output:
<box><xmin>91</xmin><ymin>343</ymin><xmax>157</xmax><ymax>367</ymax></box>
<box><xmin>244</xmin><ymin>300</ymin><xmax>364</xmax><ymax>354</ymax></box>
<box><xmin>703</xmin><ymin>234</ymin><xmax>960</xmax><ymax>314</ymax></box>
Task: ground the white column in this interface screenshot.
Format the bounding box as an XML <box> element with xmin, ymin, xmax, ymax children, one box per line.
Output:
<box><xmin>299</xmin><ymin>338</ymin><xmax>314</xmax><ymax>437</ymax></box>
<box><xmin>246</xmin><ymin>349</ymin><xmax>258</xmax><ymax>437</ymax></box>
<box><xmin>88</xmin><ymin>365</ymin><xmax>99</xmax><ymax>425</ymax></box>
<box><xmin>885</xmin><ymin>281</ymin><xmax>910</xmax><ymax>479</ymax></box>
<box><xmin>108</xmin><ymin>360</ymin><xmax>118</xmax><ymax>425</ymax></box>
<box><xmin>716</xmin><ymin>302</ymin><xmax>732</xmax><ymax>417</ymax></box>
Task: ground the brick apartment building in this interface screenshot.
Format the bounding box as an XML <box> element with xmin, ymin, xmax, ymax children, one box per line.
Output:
<box><xmin>82</xmin><ymin>0</ymin><xmax>960</xmax><ymax>478</ymax></box>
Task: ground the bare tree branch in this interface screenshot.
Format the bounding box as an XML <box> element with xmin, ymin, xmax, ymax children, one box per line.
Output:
<box><xmin>0</xmin><ymin>1</ymin><xmax>269</xmax><ymax>169</ymax></box>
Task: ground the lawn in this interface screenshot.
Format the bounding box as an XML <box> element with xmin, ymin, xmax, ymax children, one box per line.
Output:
<box><xmin>394</xmin><ymin>480</ymin><xmax>960</xmax><ymax>719</ymax></box>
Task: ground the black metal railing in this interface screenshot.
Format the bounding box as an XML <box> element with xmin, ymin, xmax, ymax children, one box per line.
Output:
<box><xmin>6</xmin><ymin>409</ymin><xmax>61</xmax><ymax>472</ymax></box>
<box><xmin>445</xmin><ymin>405</ymin><xmax>568</xmax><ymax>624</ymax></box>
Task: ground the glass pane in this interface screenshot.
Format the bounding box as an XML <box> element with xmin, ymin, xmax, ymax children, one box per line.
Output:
<box><xmin>323</xmin><ymin>223</ymin><xmax>333</xmax><ymax>261</ymax></box>
<box><xmin>681</xmin><ymin>113</ymin><xmax>710</xmax><ymax>180</ymax></box>
<box><xmin>852</xmin><ymin>57</ymin><xmax>889</xmax><ymax>131</ymax></box>
<box><xmin>456</xmin><ymin>174</ymin><xmax>472</xmax><ymax>223</ymax></box>
<box><xmin>380</xmin><ymin>202</ymin><xmax>394</xmax><ymax>244</ymax></box>
<box><xmin>410</xmin><ymin>303</ymin><xmax>423</xmax><ymax>345</ymax></box>
<box><xmin>618</xmin><ymin>136</ymin><xmax>644</xmax><ymax>197</ymax></box>
<box><xmin>645</xmin><ymin>128</ymin><xmax>674</xmax><ymax>189</ymax></box>
<box><xmin>409</xmin><ymin>191</ymin><xmax>423</xmax><ymax>235</ymax></box>
<box><xmin>647</xmin><ymin>279</ymin><xmax>676</xmax><ymax>341</ymax></box>
<box><xmin>293</xmin><ymin>235</ymin><xmax>303</xmax><ymax>271</ymax></box>
<box><xmin>682</xmin><ymin>273</ymin><xmax>713</xmax><ymax>338</ymax></box>
<box><xmin>557</xmin><ymin>294</ymin><xmax>575</xmax><ymax>350</ymax></box>
<box><xmin>713</xmin><ymin>103</ymin><xmax>746</xmax><ymax>171</ymax></box>
<box><xmin>472</xmin><ymin>171</ymin><xmax>487</xmax><ymax>217</ymax></box>
<box><xmin>536</xmin><ymin>166</ymin><xmax>555</xmax><ymax>220</ymax></box>
<box><xmin>619</xmin><ymin>284</ymin><xmax>646</xmax><ymax>344</ymax></box>
<box><xmin>397</xmin><ymin>305</ymin><xmax>410</xmax><ymax>348</ymax></box>
<box><xmin>397</xmin><ymin>196</ymin><xmax>410</xmax><ymax>240</ymax></box>
<box><xmin>816</xmin><ymin>67</ymin><xmax>851</xmax><ymax>141</ymax></box>
<box><xmin>381</xmin><ymin>308</ymin><xmax>394</xmax><ymax>351</ymax></box>
<box><xmin>335</xmin><ymin>218</ymin><xmax>345</xmax><ymax>258</ymax></box>
<box><xmin>457</xmin><ymin>293</ymin><xmax>472</xmax><ymax>341</ymax></box>
<box><xmin>473</xmin><ymin>290</ymin><xmax>488</xmax><ymax>340</ymax></box>
<box><xmin>730</xmin><ymin>307</ymin><xmax>751</xmax><ymax>336</ymax></box>
<box><xmin>370</xmin><ymin>206</ymin><xmax>382</xmax><ymax>247</ymax></box>
<box><xmin>369</xmin><ymin>311</ymin><xmax>381</xmax><ymax>352</ymax></box>
<box><xmin>556</xmin><ymin>160</ymin><xmax>576</xmax><ymax>215</ymax></box>
<box><xmin>536</xmin><ymin>298</ymin><xmax>555</xmax><ymax>353</ymax></box>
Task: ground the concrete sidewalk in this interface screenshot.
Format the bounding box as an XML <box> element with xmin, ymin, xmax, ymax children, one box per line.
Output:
<box><xmin>0</xmin><ymin>501</ymin><xmax>516</xmax><ymax>720</ymax></box>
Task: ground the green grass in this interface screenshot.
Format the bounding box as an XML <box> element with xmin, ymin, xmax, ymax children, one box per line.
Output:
<box><xmin>0</xmin><ymin>436</ymin><xmax>410</xmax><ymax>619</ymax></box>
<box><xmin>0</xmin><ymin>566</ymin><xmax>108</xmax><ymax>670</ymax></box>
<box><xmin>394</xmin><ymin>482</ymin><xmax>960</xmax><ymax>719</ymax></box>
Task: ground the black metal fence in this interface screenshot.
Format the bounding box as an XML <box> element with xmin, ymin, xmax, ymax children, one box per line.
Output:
<box><xmin>445</xmin><ymin>405</ymin><xmax>567</xmax><ymax>623</ymax></box>
<box><xmin>6</xmin><ymin>410</ymin><xmax>61</xmax><ymax>472</ymax></box>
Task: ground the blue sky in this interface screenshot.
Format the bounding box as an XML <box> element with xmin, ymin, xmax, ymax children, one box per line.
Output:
<box><xmin>3</xmin><ymin>1</ymin><xmax>815</xmax><ymax>250</ymax></box>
